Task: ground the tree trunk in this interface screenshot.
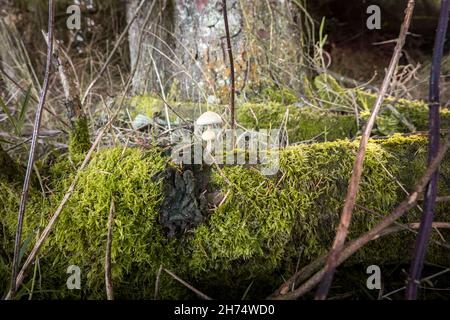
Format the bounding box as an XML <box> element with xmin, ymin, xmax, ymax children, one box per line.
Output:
<box><xmin>126</xmin><ymin>0</ymin><xmax>175</xmax><ymax>96</ymax></box>
<box><xmin>127</xmin><ymin>0</ymin><xmax>308</xmax><ymax>102</ymax></box>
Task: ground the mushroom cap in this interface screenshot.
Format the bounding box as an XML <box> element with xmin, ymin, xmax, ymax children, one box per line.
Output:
<box><xmin>201</xmin><ymin>129</ymin><xmax>216</xmax><ymax>141</ymax></box>
<box><xmin>196</xmin><ymin>111</ymin><xmax>222</xmax><ymax>126</ymax></box>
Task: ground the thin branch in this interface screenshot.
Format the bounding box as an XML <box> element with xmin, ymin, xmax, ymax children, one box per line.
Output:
<box><xmin>222</xmin><ymin>0</ymin><xmax>236</xmax><ymax>145</ymax></box>
<box><xmin>383</xmin><ymin>268</ymin><xmax>450</xmax><ymax>299</ymax></box>
<box><xmin>437</xmin><ymin>195</ymin><xmax>450</xmax><ymax>203</ymax></box>
<box><xmin>273</xmin><ymin>133</ymin><xmax>450</xmax><ymax>300</ymax></box>
<box><xmin>162</xmin><ymin>268</ymin><xmax>213</xmax><ymax>300</ymax></box>
<box><xmin>105</xmin><ymin>196</ymin><xmax>115</xmax><ymax>300</ymax></box>
<box><xmin>316</xmin><ymin>0</ymin><xmax>416</xmax><ymax>300</ymax></box>
<box><xmin>9</xmin><ymin>0</ymin><xmax>55</xmax><ymax>298</ymax></box>
<box><xmin>154</xmin><ymin>265</ymin><xmax>163</xmax><ymax>300</ymax></box>
<box><xmin>406</xmin><ymin>0</ymin><xmax>449</xmax><ymax>300</ymax></box>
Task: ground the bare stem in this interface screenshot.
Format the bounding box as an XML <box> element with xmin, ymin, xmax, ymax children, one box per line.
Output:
<box><xmin>9</xmin><ymin>0</ymin><xmax>55</xmax><ymax>298</ymax></box>
<box><xmin>222</xmin><ymin>0</ymin><xmax>236</xmax><ymax>145</ymax></box>
<box><xmin>406</xmin><ymin>0</ymin><xmax>449</xmax><ymax>300</ymax></box>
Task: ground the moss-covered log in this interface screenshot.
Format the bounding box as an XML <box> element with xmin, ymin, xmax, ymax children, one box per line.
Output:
<box><xmin>1</xmin><ymin>134</ymin><xmax>448</xmax><ymax>299</ymax></box>
<box><xmin>128</xmin><ymin>91</ymin><xmax>450</xmax><ymax>143</ymax></box>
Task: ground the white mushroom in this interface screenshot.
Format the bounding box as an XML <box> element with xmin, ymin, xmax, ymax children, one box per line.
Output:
<box><xmin>196</xmin><ymin>111</ymin><xmax>222</xmax><ymax>127</ymax></box>
<box><xmin>196</xmin><ymin>111</ymin><xmax>222</xmax><ymax>159</ymax></box>
<box><xmin>202</xmin><ymin>129</ymin><xmax>216</xmax><ymax>154</ymax></box>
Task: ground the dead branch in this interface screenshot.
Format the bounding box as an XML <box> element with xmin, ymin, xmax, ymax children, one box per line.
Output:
<box><xmin>316</xmin><ymin>0</ymin><xmax>416</xmax><ymax>300</ymax></box>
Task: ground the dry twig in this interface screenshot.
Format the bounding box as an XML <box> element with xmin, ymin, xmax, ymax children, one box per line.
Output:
<box><xmin>316</xmin><ymin>0</ymin><xmax>416</xmax><ymax>300</ymax></box>
<box><xmin>162</xmin><ymin>268</ymin><xmax>212</xmax><ymax>300</ymax></box>
<box><xmin>105</xmin><ymin>196</ymin><xmax>115</xmax><ymax>300</ymax></box>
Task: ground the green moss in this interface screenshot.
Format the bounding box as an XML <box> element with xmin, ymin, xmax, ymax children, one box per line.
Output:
<box><xmin>129</xmin><ymin>95</ymin><xmax>163</xmax><ymax>119</ymax></box>
<box><xmin>0</xmin><ymin>181</ymin><xmax>55</xmax><ymax>299</ymax></box>
<box><xmin>45</xmin><ymin>147</ymin><xmax>188</xmax><ymax>299</ymax></box>
<box><xmin>237</xmin><ymin>102</ymin><xmax>357</xmax><ymax>142</ymax></box>
<box><xmin>188</xmin><ymin>135</ymin><xmax>449</xmax><ymax>297</ymax></box>
<box><xmin>68</xmin><ymin>117</ymin><xmax>91</xmax><ymax>156</ymax></box>
<box><xmin>306</xmin><ymin>73</ymin><xmax>450</xmax><ymax>136</ymax></box>
<box><xmin>257</xmin><ymin>86</ymin><xmax>298</xmax><ymax>105</ymax></box>
<box><xmin>1</xmin><ymin>134</ymin><xmax>448</xmax><ymax>299</ymax></box>
<box><xmin>357</xmin><ymin>91</ymin><xmax>450</xmax><ymax>134</ymax></box>
<box><xmin>128</xmin><ymin>82</ymin><xmax>450</xmax><ymax>145</ymax></box>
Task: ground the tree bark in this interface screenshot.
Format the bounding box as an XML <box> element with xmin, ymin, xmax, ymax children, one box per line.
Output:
<box><xmin>127</xmin><ymin>0</ymin><xmax>307</xmax><ymax>102</ymax></box>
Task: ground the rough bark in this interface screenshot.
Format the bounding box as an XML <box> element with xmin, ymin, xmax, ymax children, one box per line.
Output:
<box><xmin>127</xmin><ymin>0</ymin><xmax>306</xmax><ymax>102</ymax></box>
<box><xmin>126</xmin><ymin>0</ymin><xmax>175</xmax><ymax>95</ymax></box>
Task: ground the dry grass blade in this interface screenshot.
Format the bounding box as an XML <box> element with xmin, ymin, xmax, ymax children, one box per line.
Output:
<box><xmin>81</xmin><ymin>0</ymin><xmax>148</xmax><ymax>105</ymax></box>
<box><xmin>162</xmin><ymin>268</ymin><xmax>213</xmax><ymax>300</ymax></box>
<box><xmin>105</xmin><ymin>196</ymin><xmax>115</xmax><ymax>300</ymax></box>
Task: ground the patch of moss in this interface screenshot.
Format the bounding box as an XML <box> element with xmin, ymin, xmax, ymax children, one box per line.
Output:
<box><xmin>187</xmin><ymin>135</ymin><xmax>449</xmax><ymax>297</ymax></box>
<box><xmin>306</xmin><ymin>73</ymin><xmax>450</xmax><ymax>136</ymax></box>
<box><xmin>0</xmin><ymin>181</ymin><xmax>56</xmax><ymax>299</ymax></box>
<box><xmin>128</xmin><ymin>86</ymin><xmax>449</xmax><ymax>146</ymax></box>
<box><xmin>237</xmin><ymin>102</ymin><xmax>357</xmax><ymax>142</ymax></box>
<box><xmin>68</xmin><ymin>117</ymin><xmax>91</xmax><ymax>156</ymax></box>
<box><xmin>257</xmin><ymin>86</ymin><xmax>298</xmax><ymax>105</ymax></box>
<box><xmin>1</xmin><ymin>135</ymin><xmax>448</xmax><ymax>299</ymax></box>
<box><xmin>357</xmin><ymin>91</ymin><xmax>450</xmax><ymax>134</ymax></box>
<box><xmin>48</xmin><ymin>147</ymin><xmax>189</xmax><ymax>299</ymax></box>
